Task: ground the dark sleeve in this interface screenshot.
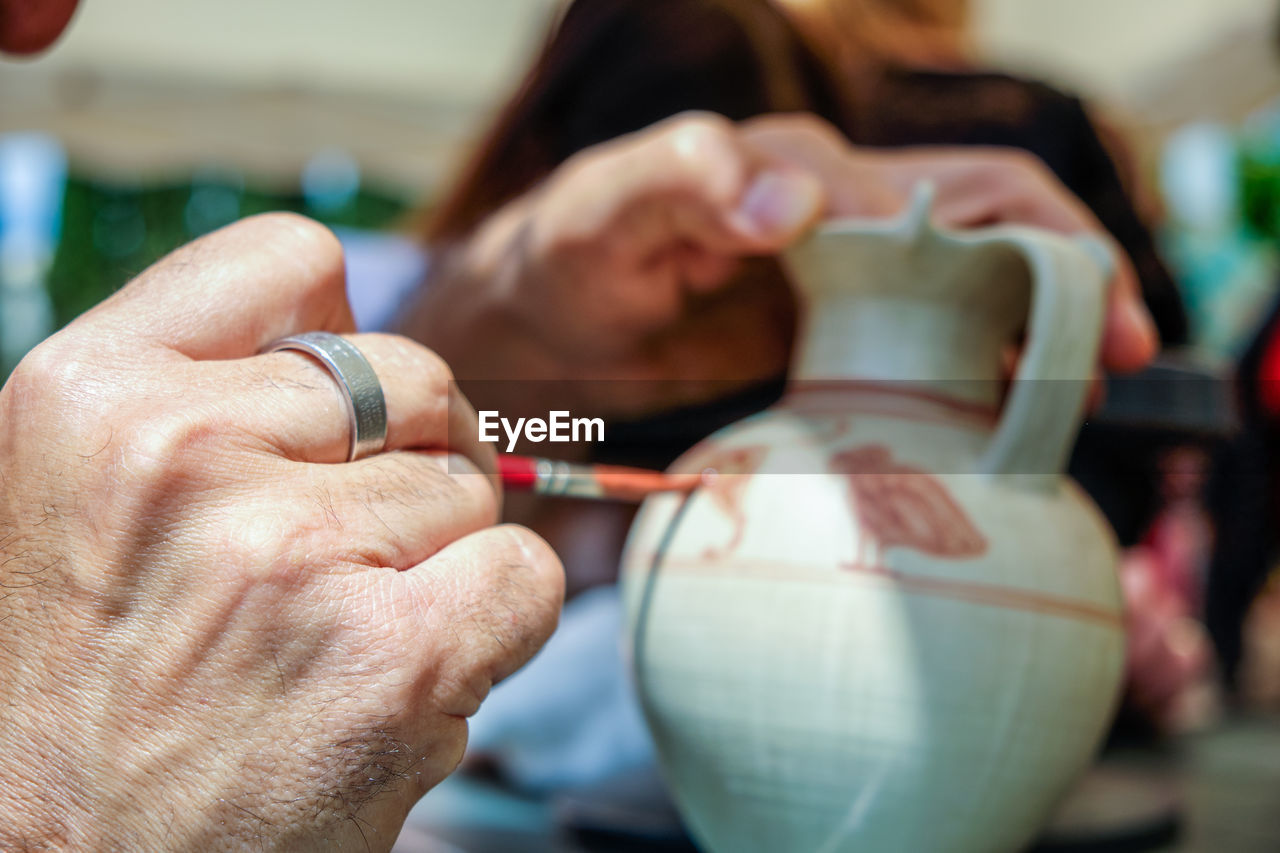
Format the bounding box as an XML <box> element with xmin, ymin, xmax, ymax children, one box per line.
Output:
<box><xmin>541</xmin><ymin>0</ymin><xmax>782</xmax><ymax>161</ymax></box>
<box><xmin>1053</xmin><ymin>97</ymin><xmax>1190</xmax><ymax>346</ymax></box>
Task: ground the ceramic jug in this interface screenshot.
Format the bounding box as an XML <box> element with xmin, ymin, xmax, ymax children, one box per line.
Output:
<box><xmin>619</xmin><ymin>188</ymin><xmax>1126</xmax><ymax>853</ymax></box>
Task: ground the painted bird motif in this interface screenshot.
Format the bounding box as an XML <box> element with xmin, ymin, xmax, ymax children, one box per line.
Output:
<box><xmin>830</xmin><ymin>444</ymin><xmax>987</xmax><ymax>566</ymax></box>
<box><xmin>689</xmin><ymin>444</ymin><xmax>769</xmax><ymax>560</ymax></box>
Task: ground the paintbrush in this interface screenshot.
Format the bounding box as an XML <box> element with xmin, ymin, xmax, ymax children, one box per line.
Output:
<box><xmin>499</xmin><ymin>454</ymin><xmax>706</xmax><ymax>503</ymax></box>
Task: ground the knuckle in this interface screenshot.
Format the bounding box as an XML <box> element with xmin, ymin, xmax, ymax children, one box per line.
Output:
<box><xmin>664</xmin><ymin>113</ymin><xmax>734</xmax><ymax>158</ymax></box>
<box><xmin>2</xmin><ymin>334</ymin><xmax>105</xmax><ymax>421</ymax></box>
<box><xmin>379</xmin><ymin>333</ymin><xmax>454</xmax><ymax>388</ymax></box>
<box><xmin>5</xmin><ymin>338</ymin><xmax>70</xmax><ymax>401</ymax></box>
<box><xmin>114</xmin><ymin>407</ymin><xmax>221</xmax><ymax>485</ymax></box>
<box><xmin>244</xmin><ymin>211</ymin><xmax>341</xmax><ymax>255</ymax></box>
<box><xmin>989</xmin><ymin>148</ymin><xmax>1046</xmax><ymax>183</ymax></box>
<box><xmin>240</xmin><ymin>212</ymin><xmax>346</xmax><ymax>298</ymax></box>
<box><xmin>666</xmin><ymin>110</ymin><xmax>734</xmax><ymax>136</ymax></box>
<box><xmin>379</xmin><ymin>337</ymin><xmax>458</xmax><ymax>437</ymax></box>
<box><xmin>434</xmin><ymin>463</ymin><xmax>499</xmax><ymax>529</ymax></box>
<box><xmin>412</xmin><ymin>528</ymin><xmax>565</xmax><ymax>715</ymax></box>
<box><xmin>431</xmin><ymin>665</ymin><xmax>497</xmax><ymax>719</ymax></box>
<box><xmin>659</xmin><ymin>116</ymin><xmax>746</xmax><ymax>204</ymax></box>
<box><xmin>459</xmin><ymin>529</ymin><xmax>561</xmax><ymax>636</ymax></box>
<box><xmin>789</xmin><ymin>112</ymin><xmax>846</xmax><ymax>145</ymax></box>
<box><xmin>750</xmin><ymin>111</ymin><xmax>845</xmax><ymax>147</ymax></box>
<box><xmin>220</xmin><ymin>504</ymin><xmax>307</xmax><ymax>584</ymax></box>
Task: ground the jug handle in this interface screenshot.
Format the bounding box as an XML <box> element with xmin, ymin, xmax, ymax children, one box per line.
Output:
<box><xmin>978</xmin><ymin>232</ymin><xmax>1111</xmax><ymax>489</ymax></box>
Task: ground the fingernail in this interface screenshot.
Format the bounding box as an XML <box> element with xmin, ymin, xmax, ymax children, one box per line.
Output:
<box><xmin>1116</xmin><ymin>298</ymin><xmax>1159</xmax><ymax>365</ymax></box>
<box><xmin>430</xmin><ymin>452</ymin><xmax>479</xmax><ymax>477</ymax></box>
<box><xmin>737</xmin><ymin>170</ymin><xmax>823</xmax><ymax>236</ymax></box>
<box><xmin>1125</xmin><ymin>298</ymin><xmax>1158</xmax><ymax>342</ymax></box>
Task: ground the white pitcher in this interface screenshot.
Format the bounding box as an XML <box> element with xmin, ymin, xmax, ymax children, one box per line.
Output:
<box><xmin>619</xmin><ymin>187</ymin><xmax>1126</xmax><ymax>853</ymax></box>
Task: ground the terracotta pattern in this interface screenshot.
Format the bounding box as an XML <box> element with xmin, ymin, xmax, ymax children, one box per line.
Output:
<box><xmin>684</xmin><ymin>444</ymin><xmax>769</xmax><ymax>559</ymax></box>
<box><xmin>621</xmin><ymin>194</ymin><xmax>1123</xmax><ymax>853</ymax></box>
<box><xmin>831</xmin><ymin>444</ymin><xmax>988</xmax><ymax>560</ymax></box>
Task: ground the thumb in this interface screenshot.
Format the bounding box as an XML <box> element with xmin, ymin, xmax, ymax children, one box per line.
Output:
<box><xmin>727</xmin><ymin>168</ymin><xmax>826</xmax><ymax>244</ymax></box>
<box><xmin>399</xmin><ymin>524</ymin><xmax>565</xmax><ymax>718</ymax></box>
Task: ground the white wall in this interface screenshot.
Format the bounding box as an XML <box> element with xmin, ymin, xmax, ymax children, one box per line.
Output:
<box><xmin>27</xmin><ymin>0</ymin><xmax>561</xmax><ymax>104</ymax></box>
<box><xmin>977</xmin><ymin>0</ymin><xmax>1275</xmax><ymax>109</ymax></box>
<box><xmin>25</xmin><ymin>0</ymin><xmax>1273</xmax><ymax>109</ymax></box>
<box><xmin>3</xmin><ymin>0</ymin><xmax>1271</xmax><ymax>189</ymax></box>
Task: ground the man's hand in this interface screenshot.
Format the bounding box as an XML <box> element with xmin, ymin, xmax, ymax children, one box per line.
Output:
<box><xmin>0</xmin><ymin>214</ymin><xmax>564</xmax><ymax>850</ymax></box>
<box><xmin>507</xmin><ymin>113</ymin><xmax>830</xmax><ymax>358</ymax></box>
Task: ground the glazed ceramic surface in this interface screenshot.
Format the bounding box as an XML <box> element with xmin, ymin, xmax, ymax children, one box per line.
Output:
<box><xmin>620</xmin><ymin>189</ymin><xmax>1126</xmax><ymax>853</ymax></box>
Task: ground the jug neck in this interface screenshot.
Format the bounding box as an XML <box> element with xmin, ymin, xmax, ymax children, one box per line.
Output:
<box><xmin>792</xmin><ymin>290</ymin><xmax>1008</xmax><ymax>408</ymax></box>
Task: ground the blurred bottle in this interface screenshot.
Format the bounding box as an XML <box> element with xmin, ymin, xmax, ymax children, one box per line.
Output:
<box><xmin>0</xmin><ymin>133</ymin><xmax>66</xmax><ymax>376</ymax></box>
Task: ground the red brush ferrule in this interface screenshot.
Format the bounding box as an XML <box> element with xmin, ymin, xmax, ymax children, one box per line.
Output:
<box><xmin>498</xmin><ymin>454</ymin><xmax>539</xmax><ymax>489</ymax></box>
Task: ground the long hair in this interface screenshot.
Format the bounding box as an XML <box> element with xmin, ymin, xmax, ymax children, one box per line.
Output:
<box><xmin>423</xmin><ymin>0</ymin><xmax>822</xmax><ymax>243</ymax></box>
<box><xmin>777</xmin><ymin>0</ymin><xmax>971</xmax><ymax>75</ymax></box>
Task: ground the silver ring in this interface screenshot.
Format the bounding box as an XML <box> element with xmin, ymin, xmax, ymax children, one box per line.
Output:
<box><xmin>264</xmin><ymin>332</ymin><xmax>387</xmax><ymax>462</ymax></box>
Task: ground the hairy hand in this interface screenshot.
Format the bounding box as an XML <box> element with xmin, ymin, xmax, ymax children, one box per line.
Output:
<box><xmin>0</xmin><ymin>214</ymin><xmax>563</xmax><ymax>851</ymax></box>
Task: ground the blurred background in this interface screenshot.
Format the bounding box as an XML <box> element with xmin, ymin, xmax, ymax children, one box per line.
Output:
<box><xmin>6</xmin><ymin>1</ymin><xmax>1280</xmax><ymax>850</ymax></box>
<box><xmin>5</xmin><ymin>0</ymin><xmax>1280</xmax><ymax>358</ymax></box>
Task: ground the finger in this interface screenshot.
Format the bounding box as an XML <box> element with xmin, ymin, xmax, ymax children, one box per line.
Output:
<box><xmin>938</xmin><ymin>201</ymin><xmax>1156</xmax><ymax>371</ymax></box>
<box><xmin>544</xmin><ymin>112</ymin><xmax>823</xmax><ymax>260</ymax></box>
<box><xmin>907</xmin><ymin>153</ymin><xmax>1157</xmax><ymax>372</ymax></box>
<box><xmin>1100</xmin><ymin>253</ymin><xmax>1159</xmax><ymax>372</ymax></box>
<box><xmin>741</xmin><ymin>114</ymin><xmax>902</xmax><ymax>219</ymax></box>
<box><xmin>294</xmin><ymin>450</ymin><xmax>499</xmax><ymax>570</ymax></box>
<box><xmin>622</xmin><ymin>168</ymin><xmax>822</xmax><ymax>257</ymax></box>
<box><xmin>75</xmin><ymin>213</ymin><xmax>354</xmax><ymax>361</ymax></box>
<box><xmin>395</xmin><ymin>524</ymin><xmax>565</xmax><ymax>718</ymax></box>
<box><xmin>538</xmin><ymin>113</ymin><xmax>745</xmax><ymax>247</ymax></box>
<box><xmin>1086</xmin><ymin>369</ymin><xmax>1107</xmax><ymax>412</ymax></box>
<box><xmin>231</xmin><ymin>332</ymin><xmax>495</xmax><ymax>479</ymax></box>
<box><xmin>911</xmin><ymin>152</ymin><xmax>1092</xmax><ymax>233</ymax></box>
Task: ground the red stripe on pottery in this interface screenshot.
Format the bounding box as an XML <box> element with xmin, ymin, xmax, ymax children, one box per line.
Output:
<box><xmin>640</xmin><ymin>554</ymin><xmax>1122</xmax><ymax>629</ymax></box>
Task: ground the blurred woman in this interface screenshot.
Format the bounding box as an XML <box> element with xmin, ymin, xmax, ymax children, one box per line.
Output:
<box><xmin>401</xmin><ymin>0</ymin><xmax>1184</xmax><ymax>589</ymax></box>
<box><xmin>391</xmin><ymin>0</ymin><xmax>1189</xmax><ymax>807</ymax></box>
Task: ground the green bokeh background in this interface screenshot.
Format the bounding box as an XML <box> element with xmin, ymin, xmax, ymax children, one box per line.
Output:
<box><xmin>45</xmin><ymin>173</ymin><xmax>411</xmax><ymax>330</ymax></box>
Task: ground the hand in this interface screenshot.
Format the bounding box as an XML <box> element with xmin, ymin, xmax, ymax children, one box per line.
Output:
<box><xmin>478</xmin><ymin>112</ymin><xmax>831</xmax><ymax>360</ymax></box>
<box><xmin>0</xmin><ymin>214</ymin><xmax>563</xmax><ymax>850</ymax></box>
<box><xmin>741</xmin><ymin>114</ymin><xmax>1158</xmax><ymax>372</ymax></box>
<box><xmin>403</xmin><ymin>111</ymin><xmax>1157</xmax><ymax>428</ymax></box>
<box><xmin>438</xmin><ymin>111</ymin><xmax>1155</xmax><ymax>372</ymax></box>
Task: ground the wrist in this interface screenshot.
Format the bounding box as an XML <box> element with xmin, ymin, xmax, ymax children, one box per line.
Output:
<box><xmin>0</xmin><ymin>759</ymin><xmax>87</xmax><ymax>850</ymax></box>
<box><xmin>0</xmin><ymin>705</ymin><xmax>184</xmax><ymax>851</ymax></box>
<box><xmin>454</xmin><ymin>194</ymin><xmax>601</xmax><ymax>361</ymax></box>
